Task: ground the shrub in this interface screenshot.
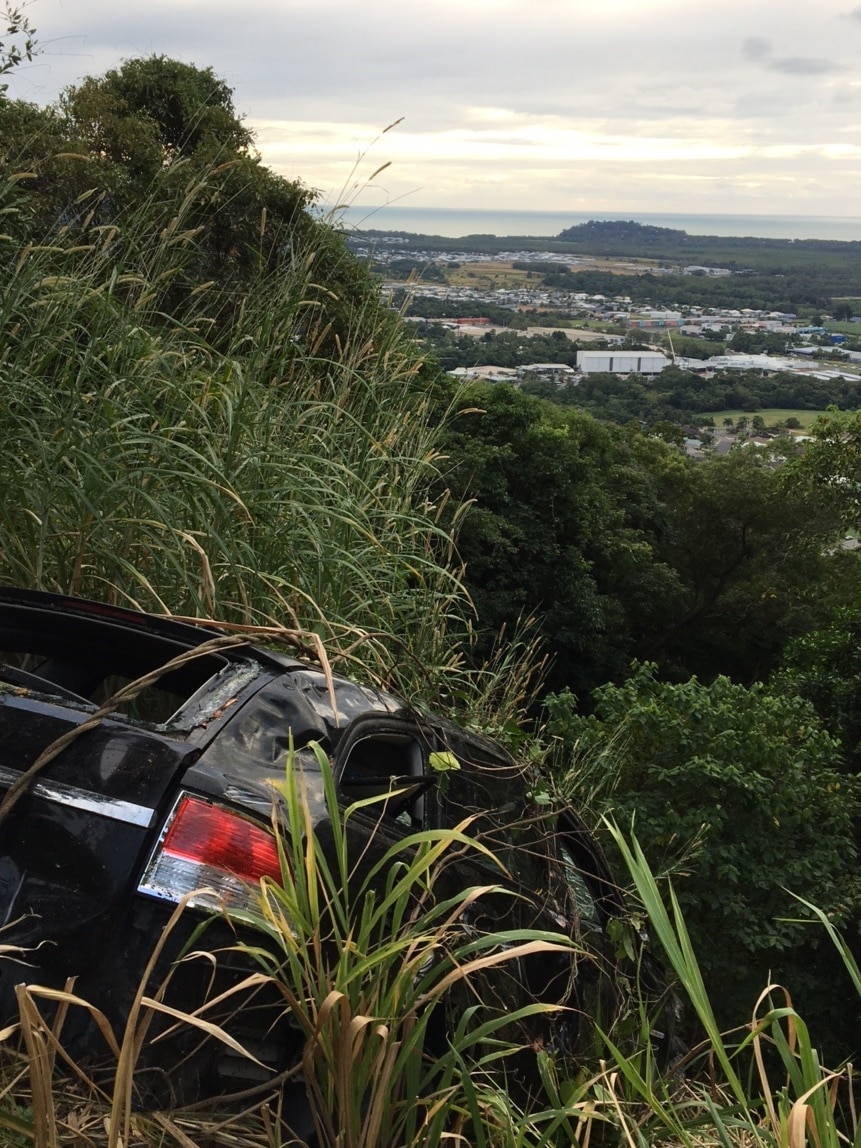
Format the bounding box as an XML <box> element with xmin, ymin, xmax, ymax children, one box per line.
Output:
<box><xmin>546</xmin><ymin>662</ymin><xmax>861</xmax><ymax>1055</ymax></box>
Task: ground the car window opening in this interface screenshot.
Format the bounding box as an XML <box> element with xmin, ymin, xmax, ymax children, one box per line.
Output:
<box><xmin>338</xmin><ymin>733</ymin><xmax>426</xmax><ymax>827</ymax></box>
<box><xmin>0</xmin><ymin>651</ymin><xmax>207</xmax><ymax>726</ymax></box>
<box><xmin>0</xmin><ymin>601</ymin><xmax>243</xmax><ymax>725</ymax></box>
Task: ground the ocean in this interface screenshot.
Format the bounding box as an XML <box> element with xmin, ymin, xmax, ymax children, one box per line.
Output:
<box><xmin>329</xmin><ymin>205</ymin><xmax>861</xmax><ymax>243</ymax></box>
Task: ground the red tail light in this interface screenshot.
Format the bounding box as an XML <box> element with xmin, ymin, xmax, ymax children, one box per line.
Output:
<box><xmin>139</xmin><ymin>793</ymin><xmax>282</xmax><ymax>912</ymax></box>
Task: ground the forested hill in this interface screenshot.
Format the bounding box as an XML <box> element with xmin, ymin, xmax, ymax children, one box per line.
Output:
<box><xmin>555</xmin><ymin>217</ymin><xmax>861</xmax><ymax>268</ymax></box>
<box><xmin>366</xmin><ymin>216</ymin><xmax>861</xmax><ymax>297</ymax></box>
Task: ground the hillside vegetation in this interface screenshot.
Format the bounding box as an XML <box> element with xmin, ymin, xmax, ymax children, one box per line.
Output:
<box><xmin>0</xmin><ymin>55</ymin><xmax>477</xmax><ymax>707</ymax></box>
<box><xmin>2</xmin><ymin>40</ymin><xmax>861</xmax><ymax>1147</ymax></box>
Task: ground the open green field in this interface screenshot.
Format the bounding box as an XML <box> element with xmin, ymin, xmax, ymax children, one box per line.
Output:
<box><xmin>705</xmin><ymin>408</ymin><xmax>831</xmax><ymax>429</ymax></box>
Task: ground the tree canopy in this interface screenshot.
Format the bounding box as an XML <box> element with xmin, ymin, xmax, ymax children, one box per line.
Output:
<box><xmin>438</xmin><ymin>384</ymin><xmax>857</xmax><ymax>696</ymax></box>
<box><xmin>0</xmin><ymin>55</ymin><xmax>392</xmax><ymax>356</ymax></box>
<box><xmin>437</xmin><ymin>383</ymin><xmax>682</xmax><ymax>698</ymax></box>
<box><xmin>62</xmin><ymin>56</ymin><xmax>254</xmax><ymax>169</ymax></box>
<box><xmin>546</xmin><ymin>664</ymin><xmax>861</xmax><ymax>1055</ymax></box>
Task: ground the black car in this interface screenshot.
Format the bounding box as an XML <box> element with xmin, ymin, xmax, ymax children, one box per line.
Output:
<box><xmin>0</xmin><ymin>587</ymin><xmax>629</xmax><ymax>1107</ymax></box>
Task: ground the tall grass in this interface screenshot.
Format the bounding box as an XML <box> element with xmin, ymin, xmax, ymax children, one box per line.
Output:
<box><xmin>0</xmin><ymin>162</ymin><xmax>477</xmax><ymax>702</ymax></box>
<box><xmin>601</xmin><ymin>821</ymin><xmax>861</xmax><ymax>1148</ymax></box>
<box><xmin>4</xmin><ymin>754</ymin><xmax>860</xmax><ymax>1146</ymax></box>
<box><xmin>247</xmin><ymin>741</ymin><xmax>591</xmax><ymax>1148</ymax></box>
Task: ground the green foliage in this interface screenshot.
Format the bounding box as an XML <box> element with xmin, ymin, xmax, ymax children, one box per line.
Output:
<box><xmin>552</xmin><ymin>220</ymin><xmax>861</xmax><ymax>307</ymax></box>
<box><xmin>439</xmin><ymin>391</ymin><xmax>853</xmax><ymax>695</ymax></box>
<box><xmin>0</xmin><ymin>3</ymin><xmax>34</xmax><ymax>94</ymax></box>
<box><xmin>0</xmin><ymin>61</ymin><xmax>486</xmax><ymax>707</ymax></box>
<box><xmin>248</xmin><ymin>741</ymin><xmax>583</xmax><ymax>1147</ymax></box>
<box><xmin>632</xmin><ymin>445</ymin><xmax>855</xmax><ymax>683</ymax></box>
<box><xmin>536</xmin><ymin>366</ymin><xmax>861</xmax><ymax>429</ymax></box>
<box><xmin>607</xmin><ymin>823</ymin><xmax>861</xmax><ymax>1148</ymax></box>
<box><xmin>728</xmin><ymin>328</ymin><xmax>792</xmax><ymax>355</ymax></box>
<box><xmin>790</xmin><ymin>407</ymin><xmax>861</xmax><ymax>528</ymax></box>
<box><xmin>437</xmin><ymin>384</ymin><xmax>681</xmax><ymax>697</ymax></box>
<box><xmin>774</xmin><ymin>604</ymin><xmax>861</xmax><ymax>773</ymax></box>
<box><xmin>1</xmin><ymin>57</ymin><xmax>404</xmax><ymax>366</ymax></box>
<box><xmin>62</xmin><ymin>56</ymin><xmax>253</xmax><ymax>169</ymax></box>
<box><xmin>0</xmin><ymin>59</ymin><xmax>366</xmax><ymax>343</ymax></box>
<box><xmin>546</xmin><ymin>663</ymin><xmax>861</xmax><ymax>1053</ymax></box>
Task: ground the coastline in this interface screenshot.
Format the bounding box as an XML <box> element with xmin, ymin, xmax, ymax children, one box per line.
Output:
<box><xmin>329</xmin><ymin>204</ymin><xmax>861</xmax><ymax>243</ymax></box>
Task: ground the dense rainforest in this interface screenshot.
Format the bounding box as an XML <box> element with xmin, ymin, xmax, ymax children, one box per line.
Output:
<box><xmin>2</xmin><ymin>34</ymin><xmax>861</xmax><ymax>1144</ymax></box>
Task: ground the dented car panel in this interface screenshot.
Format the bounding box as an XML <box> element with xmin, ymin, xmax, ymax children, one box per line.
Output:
<box><xmin>0</xmin><ymin>586</ymin><xmax>624</xmax><ymax>1103</ymax></box>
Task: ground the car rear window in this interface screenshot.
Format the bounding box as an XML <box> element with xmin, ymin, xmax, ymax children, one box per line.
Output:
<box><xmin>0</xmin><ymin>602</ymin><xmax>243</xmax><ymax>730</ymax></box>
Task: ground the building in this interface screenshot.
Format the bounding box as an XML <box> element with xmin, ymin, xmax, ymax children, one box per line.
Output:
<box><xmin>576</xmin><ymin>350</ymin><xmax>669</xmax><ymax>375</ymax></box>
<box><xmin>517</xmin><ymin>363</ymin><xmax>577</xmax><ymax>382</ymax></box>
<box><xmin>446</xmin><ymin>366</ymin><xmax>519</xmax><ymax>383</ymax></box>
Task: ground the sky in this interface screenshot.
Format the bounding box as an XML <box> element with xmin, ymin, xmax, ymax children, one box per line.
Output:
<box><xmin>8</xmin><ymin>0</ymin><xmax>861</xmax><ymax>221</ymax></box>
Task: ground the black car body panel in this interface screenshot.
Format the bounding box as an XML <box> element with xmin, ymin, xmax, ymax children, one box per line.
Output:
<box><xmin>0</xmin><ymin>586</ymin><xmax>627</xmax><ymax>1102</ymax></box>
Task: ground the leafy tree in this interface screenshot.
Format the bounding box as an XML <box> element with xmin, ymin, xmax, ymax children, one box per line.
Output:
<box><xmin>729</xmin><ymin>329</ymin><xmax>789</xmax><ymax>355</ymax></box>
<box><xmin>774</xmin><ymin>605</ymin><xmax>861</xmax><ymax>774</ymax></box>
<box><xmin>546</xmin><ymin>663</ymin><xmax>861</xmax><ymax>1054</ymax></box>
<box><xmin>790</xmin><ymin>408</ymin><xmax>861</xmax><ymax>528</ymax></box>
<box><xmin>0</xmin><ymin>57</ymin><xmax>390</xmax><ymax>356</ymax></box>
<box><xmin>522</xmin><ymin>362</ymin><xmax>861</xmax><ymax>430</ymax></box>
<box><xmin>61</xmin><ymin>56</ymin><xmax>253</xmax><ymax>174</ymax></box>
<box><xmin>632</xmin><ymin>445</ymin><xmax>856</xmax><ymax>683</ymax></box>
<box><xmin>438</xmin><ymin>389</ymin><xmax>854</xmax><ymax>698</ymax></box>
<box><xmin>650</xmin><ymin>421</ymin><xmax>685</xmax><ymax>447</ymax></box>
<box><xmin>438</xmin><ymin>384</ymin><xmax>681</xmax><ymax>698</ymax></box>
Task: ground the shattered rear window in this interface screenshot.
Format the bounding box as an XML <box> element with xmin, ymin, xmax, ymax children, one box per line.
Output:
<box><xmin>0</xmin><ymin>650</ymin><xmax>260</xmax><ymax>731</ymax></box>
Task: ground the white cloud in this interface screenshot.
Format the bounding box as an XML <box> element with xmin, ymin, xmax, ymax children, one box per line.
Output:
<box><xmin>7</xmin><ymin>0</ymin><xmax>861</xmax><ymax>217</ymax></box>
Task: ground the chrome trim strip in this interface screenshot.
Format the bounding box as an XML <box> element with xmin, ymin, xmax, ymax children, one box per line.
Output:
<box><xmin>0</xmin><ymin>765</ymin><xmax>156</xmax><ymax>828</ymax></box>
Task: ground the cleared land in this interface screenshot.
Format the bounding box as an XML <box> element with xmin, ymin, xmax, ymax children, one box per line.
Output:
<box><xmin>705</xmin><ymin>408</ymin><xmax>830</xmax><ymax>429</ymax></box>
<box><xmin>446</xmin><ymin>257</ymin><xmax>665</xmax><ymax>290</ymax></box>
<box><xmin>447</xmin><ymin>264</ymin><xmax>532</xmax><ymax>289</ymax></box>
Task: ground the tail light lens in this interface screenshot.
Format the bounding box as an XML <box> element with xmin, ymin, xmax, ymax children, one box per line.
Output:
<box><xmin>139</xmin><ymin>793</ymin><xmax>282</xmax><ymax>912</ymax></box>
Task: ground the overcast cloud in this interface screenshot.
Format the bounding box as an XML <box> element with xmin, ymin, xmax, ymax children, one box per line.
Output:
<box><xmin>8</xmin><ymin>0</ymin><xmax>861</xmax><ymax>218</ymax></box>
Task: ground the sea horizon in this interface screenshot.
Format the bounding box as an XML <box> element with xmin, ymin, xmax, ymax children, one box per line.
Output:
<box><xmin>327</xmin><ymin>204</ymin><xmax>861</xmax><ymax>243</ymax></box>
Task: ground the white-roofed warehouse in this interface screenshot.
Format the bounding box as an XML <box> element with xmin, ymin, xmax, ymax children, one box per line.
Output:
<box><xmin>577</xmin><ymin>350</ymin><xmax>669</xmax><ymax>375</ymax></box>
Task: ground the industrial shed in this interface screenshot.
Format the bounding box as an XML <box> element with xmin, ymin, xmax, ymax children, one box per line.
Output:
<box><xmin>576</xmin><ymin>350</ymin><xmax>669</xmax><ymax>375</ymax></box>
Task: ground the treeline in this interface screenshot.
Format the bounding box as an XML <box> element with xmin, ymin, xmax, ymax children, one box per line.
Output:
<box><xmin>437</xmin><ymin>382</ymin><xmax>855</xmax><ymax>697</ymax></box>
<box><xmin>523</xmin><ymin>366</ymin><xmax>861</xmax><ymax>425</ymax></box>
<box><xmin>532</xmin><ymin>264</ymin><xmax>852</xmax><ymax>312</ymax></box>
<box><xmin>368</xmin><ymin>218</ymin><xmax>861</xmax><ymax>305</ymax></box>
<box><xmin>398</xmin><ymin>292</ymin><xmax>528</xmax><ymax>327</ymax></box>
<box><xmin>417</xmin><ymin>325</ymin><xmax>580</xmax><ymax>371</ymax></box>
<box><xmin>558</xmin><ymin>219</ymin><xmax>861</xmax><ymax>282</ymax></box>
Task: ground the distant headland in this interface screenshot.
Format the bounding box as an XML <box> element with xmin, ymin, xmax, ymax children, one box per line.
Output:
<box><xmin>332</xmin><ymin>205</ymin><xmax>861</xmax><ymax>244</ymax></box>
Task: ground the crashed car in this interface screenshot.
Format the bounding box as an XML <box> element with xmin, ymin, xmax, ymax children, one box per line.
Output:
<box><xmin>0</xmin><ymin>586</ymin><xmax>630</xmax><ymax>1105</ymax></box>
